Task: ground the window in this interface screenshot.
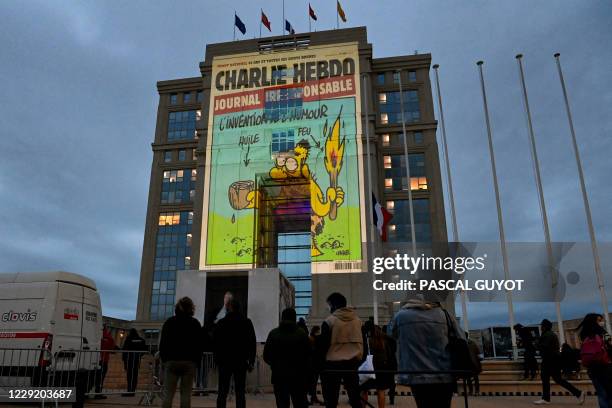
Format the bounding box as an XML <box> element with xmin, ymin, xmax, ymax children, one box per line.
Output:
<box><xmin>151</xmin><ymin>211</ymin><xmax>193</xmax><ymax>321</ymax></box>
<box><xmin>393</xmin><ymin>71</ymin><xmax>401</xmax><ymax>84</ymax></box>
<box><xmin>196</xmin><ymin>91</ymin><xmax>203</xmax><ymax>102</ymax></box>
<box><xmin>387</xmin><ymin>199</ymin><xmax>431</xmax><ymax>243</ymax></box>
<box><xmin>271</xmin><ymin>129</ymin><xmax>295</xmax><ymax>153</ymax></box>
<box><xmin>264</xmin><ymin>87</ymin><xmax>303</xmax><ymax>121</ymax></box>
<box><xmin>164</xmin><ymin>151</ymin><xmax>172</xmax><ymax>163</ymax></box>
<box><xmin>161</xmin><ymin>169</ymin><xmax>196</xmax><ymax>204</ymax></box>
<box><xmin>414</xmin><ymin>131</ymin><xmax>424</xmax><ymax>144</ymax></box>
<box><xmin>183</xmin><ymin>93</ymin><xmax>191</xmax><ymax>103</ymax></box>
<box><xmin>408</xmin><ymin>70</ymin><xmax>417</xmax><ymax>82</ymax></box>
<box><xmin>378</xmin><ymin>91</ymin><xmax>420</xmax><ymax>124</ymax></box>
<box><xmin>192</xmin><ymin>149</ymin><xmax>197</xmax><ymax>160</ymax></box>
<box><xmin>383</xmin><ymin>153</ymin><xmax>427</xmax><ymax>191</ymax></box>
<box><xmin>278</xmin><ymin>232</ymin><xmax>311</xmax><ymax>319</ymax></box>
<box><xmin>169</xmin><ymin>93</ymin><xmax>177</xmax><ymax>104</ymax></box>
<box><xmin>381</xmin><ymin>133</ymin><xmax>406</xmax><ymax>147</ymax></box>
<box><xmin>178</xmin><ymin>150</ymin><xmax>186</xmax><ymax>161</ymax></box>
<box><xmin>377</xmin><ymin>73</ymin><xmax>385</xmax><ymax>85</ymax></box>
<box><xmin>168</xmin><ymin>110</ymin><xmax>198</xmax><ymax>141</ymax></box>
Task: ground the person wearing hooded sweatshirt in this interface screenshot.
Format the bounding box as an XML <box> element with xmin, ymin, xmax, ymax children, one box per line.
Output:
<box><xmin>264</xmin><ymin>307</ymin><xmax>312</xmax><ymax>408</ymax></box>
<box><xmin>121</xmin><ymin>328</ymin><xmax>148</xmax><ymax>396</ymax></box>
<box><xmin>213</xmin><ymin>299</ymin><xmax>256</xmax><ymax>408</ymax></box>
<box><xmin>388</xmin><ymin>296</ymin><xmax>462</xmax><ymax>408</ymax></box>
<box><xmin>159</xmin><ymin>296</ymin><xmax>202</xmax><ymax>408</ymax></box>
<box><xmin>316</xmin><ymin>292</ymin><xmax>363</xmax><ymax>408</ymax></box>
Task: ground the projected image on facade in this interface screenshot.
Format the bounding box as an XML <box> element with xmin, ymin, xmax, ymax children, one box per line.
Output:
<box><xmin>201</xmin><ymin>43</ymin><xmax>365</xmax><ymax>272</ymax></box>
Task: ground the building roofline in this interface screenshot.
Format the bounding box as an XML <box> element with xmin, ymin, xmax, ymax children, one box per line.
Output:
<box><xmin>157</xmin><ymin>77</ymin><xmax>202</xmax><ymax>93</ymax></box>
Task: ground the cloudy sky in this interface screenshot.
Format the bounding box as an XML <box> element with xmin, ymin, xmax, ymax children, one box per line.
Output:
<box><xmin>1</xmin><ymin>1</ymin><xmax>610</xmax><ymax>327</ymax></box>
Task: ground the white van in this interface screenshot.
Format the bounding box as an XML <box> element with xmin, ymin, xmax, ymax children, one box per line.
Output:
<box><xmin>0</xmin><ymin>271</ymin><xmax>102</xmax><ymax>386</ymax></box>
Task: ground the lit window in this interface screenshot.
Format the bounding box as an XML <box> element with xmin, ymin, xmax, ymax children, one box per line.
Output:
<box><xmin>196</xmin><ymin>110</ymin><xmax>202</xmax><ymax>121</ymax></box>
<box><xmin>387</xmin><ymin>199</ymin><xmax>431</xmax><ymax>243</ymax></box>
<box><xmin>389</xmin><ymin>224</ymin><xmax>396</xmax><ymax>231</ymax></box>
<box><xmin>378</xmin><ymin>91</ymin><xmax>420</xmax><ymax>124</ymax></box>
<box><xmin>408</xmin><ymin>71</ymin><xmax>417</xmax><ymax>82</ymax></box>
<box><xmin>161</xmin><ymin>169</ymin><xmax>196</xmax><ymax>204</ymax></box>
<box><xmin>178</xmin><ymin>150</ymin><xmax>186</xmax><ymax>161</ymax></box>
<box><xmin>378</xmin><ymin>93</ymin><xmax>387</xmax><ymax>104</ymax></box>
<box><xmin>164</xmin><ymin>151</ymin><xmax>172</xmax><ymax>163</ymax></box>
<box><xmin>183</xmin><ymin>93</ymin><xmax>192</xmax><ymax>103</ymax></box>
<box><xmin>192</xmin><ymin>149</ymin><xmax>197</xmax><ymax>160</ymax></box>
<box><xmin>386</xmin><ymin>200</ymin><xmax>395</xmax><ymax>211</ymax></box>
<box><xmin>385</xmin><ymin>178</ymin><xmax>393</xmax><ymax>188</ymax></box>
<box><xmin>382</xmin><ymin>134</ymin><xmax>390</xmax><ymax>146</ymax></box>
<box><xmin>170</xmin><ymin>93</ymin><xmax>177</xmax><ymax>104</ymax></box>
<box><xmin>383</xmin><ymin>156</ymin><xmax>392</xmax><ymax>169</ymax></box>
<box><xmin>191</xmin><ymin>169</ymin><xmax>197</xmax><ymax>181</ymax></box>
<box><xmin>377</xmin><ymin>73</ymin><xmax>385</xmax><ymax>85</ymax></box>
<box><xmin>411</xmin><ymin>177</ymin><xmax>428</xmax><ymax>191</ymax></box>
<box><xmin>380</xmin><ymin>113</ymin><xmax>389</xmax><ymax>125</ymax></box>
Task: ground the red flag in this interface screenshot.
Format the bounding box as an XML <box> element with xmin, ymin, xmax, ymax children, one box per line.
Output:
<box><xmin>261</xmin><ymin>10</ymin><xmax>271</xmax><ymax>32</ymax></box>
<box><xmin>309</xmin><ymin>3</ymin><xmax>317</xmax><ymax>21</ymax></box>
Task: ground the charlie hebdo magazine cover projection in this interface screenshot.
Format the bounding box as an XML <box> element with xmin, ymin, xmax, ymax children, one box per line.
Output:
<box><xmin>201</xmin><ymin>43</ymin><xmax>365</xmax><ymax>274</ymax></box>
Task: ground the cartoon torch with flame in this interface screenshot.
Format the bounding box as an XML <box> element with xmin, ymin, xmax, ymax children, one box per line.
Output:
<box><xmin>324</xmin><ymin>113</ymin><xmax>345</xmax><ymax>220</ymax></box>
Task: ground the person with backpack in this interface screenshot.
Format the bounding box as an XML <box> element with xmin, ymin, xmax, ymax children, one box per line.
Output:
<box><xmin>514</xmin><ymin>323</ymin><xmax>538</xmax><ymax>380</ymax></box>
<box><xmin>577</xmin><ymin>313</ymin><xmax>612</xmax><ymax>407</ymax></box>
<box><xmin>533</xmin><ymin>318</ymin><xmax>585</xmax><ymax>405</ymax></box>
<box><xmin>121</xmin><ymin>328</ymin><xmax>148</xmax><ymax>396</ymax></box>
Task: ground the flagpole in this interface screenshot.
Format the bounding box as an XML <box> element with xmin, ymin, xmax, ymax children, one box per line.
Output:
<box><xmin>336</xmin><ymin>2</ymin><xmax>339</xmax><ymax>29</ymax></box>
<box><xmin>397</xmin><ymin>70</ymin><xmax>418</xmax><ymax>268</ymax></box>
<box><xmin>233</xmin><ymin>11</ymin><xmax>236</xmax><ymax>41</ymax></box>
<box><xmin>516</xmin><ymin>54</ymin><xmax>565</xmax><ymax>344</ymax></box>
<box><xmin>554</xmin><ymin>52</ymin><xmax>611</xmax><ymax>334</ymax></box>
<box><xmin>309</xmin><ymin>5</ymin><xmax>311</xmax><ymax>33</ymax></box>
<box><xmin>362</xmin><ymin>74</ymin><xmax>379</xmax><ymax>325</ymax></box>
<box><xmin>432</xmin><ymin>65</ymin><xmax>470</xmax><ymax>334</ymax></box>
<box><xmin>476</xmin><ymin>61</ymin><xmax>518</xmax><ymax>359</ymax></box>
<box><xmin>282</xmin><ymin>0</ymin><xmax>285</xmax><ymax>35</ymax></box>
<box><xmin>259</xmin><ymin>9</ymin><xmax>262</xmax><ymax>38</ymax></box>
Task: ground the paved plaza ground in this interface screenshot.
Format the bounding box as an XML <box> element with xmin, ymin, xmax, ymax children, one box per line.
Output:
<box><xmin>80</xmin><ymin>393</ymin><xmax>598</xmax><ymax>407</ymax></box>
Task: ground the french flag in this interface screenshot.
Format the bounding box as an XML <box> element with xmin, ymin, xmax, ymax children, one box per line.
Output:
<box><xmin>372</xmin><ymin>193</ymin><xmax>393</xmax><ymax>242</ymax></box>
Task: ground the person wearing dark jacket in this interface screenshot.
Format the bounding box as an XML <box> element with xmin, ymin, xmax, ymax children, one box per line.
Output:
<box><xmin>159</xmin><ymin>297</ymin><xmax>202</xmax><ymax>408</ymax></box>
<box><xmin>264</xmin><ymin>308</ymin><xmax>312</xmax><ymax>408</ymax></box>
<box><xmin>121</xmin><ymin>328</ymin><xmax>147</xmax><ymax>396</ymax></box>
<box><xmin>577</xmin><ymin>313</ymin><xmax>612</xmax><ymax>408</ymax></box>
<box><xmin>533</xmin><ymin>319</ymin><xmax>584</xmax><ymax>405</ymax></box>
<box><xmin>316</xmin><ymin>292</ymin><xmax>364</xmax><ymax>408</ymax></box>
<box><xmin>514</xmin><ymin>323</ymin><xmax>538</xmax><ymax>380</ymax></box>
<box><xmin>213</xmin><ymin>299</ymin><xmax>256</xmax><ymax>408</ymax></box>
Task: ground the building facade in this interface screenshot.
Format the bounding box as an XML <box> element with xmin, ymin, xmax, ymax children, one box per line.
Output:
<box><xmin>135</xmin><ymin>27</ymin><xmax>447</xmax><ymax>334</ymax></box>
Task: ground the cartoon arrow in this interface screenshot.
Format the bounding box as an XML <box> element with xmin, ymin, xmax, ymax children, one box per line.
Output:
<box><xmin>309</xmin><ymin>135</ymin><xmax>322</xmax><ymax>150</ymax></box>
<box><xmin>243</xmin><ymin>144</ymin><xmax>251</xmax><ymax>167</ymax></box>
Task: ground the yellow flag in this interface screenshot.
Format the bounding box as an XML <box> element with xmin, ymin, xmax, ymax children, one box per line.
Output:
<box><xmin>337</xmin><ymin>0</ymin><xmax>347</xmax><ymax>22</ymax></box>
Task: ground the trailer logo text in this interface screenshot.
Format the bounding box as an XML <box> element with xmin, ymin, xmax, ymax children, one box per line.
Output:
<box><xmin>2</xmin><ymin>309</ymin><xmax>38</xmax><ymax>322</ymax></box>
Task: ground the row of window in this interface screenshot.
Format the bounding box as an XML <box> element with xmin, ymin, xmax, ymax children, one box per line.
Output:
<box><xmin>377</xmin><ymin>70</ymin><xmax>418</xmax><ymax>86</ymax></box>
<box><xmin>386</xmin><ymin>198</ymin><xmax>431</xmax><ymax>243</ymax></box>
<box><xmin>169</xmin><ymin>91</ymin><xmax>203</xmax><ymax>105</ymax></box>
<box><xmin>383</xmin><ymin>153</ymin><xmax>428</xmax><ymax>191</ymax></box>
<box><xmin>161</xmin><ymin>169</ymin><xmax>197</xmax><ymax>204</ymax></box>
<box><xmin>151</xmin><ymin>211</ymin><xmax>194</xmax><ymax>321</ymax></box>
<box><xmin>379</xmin><ymin>90</ymin><xmax>421</xmax><ymax>124</ymax></box>
<box><xmin>163</xmin><ymin>149</ymin><xmax>197</xmax><ymax>163</ymax></box>
<box><xmin>168</xmin><ymin>110</ymin><xmax>201</xmax><ymax>141</ymax></box>
<box><xmin>382</xmin><ymin>132</ymin><xmax>424</xmax><ymax>146</ymax></box>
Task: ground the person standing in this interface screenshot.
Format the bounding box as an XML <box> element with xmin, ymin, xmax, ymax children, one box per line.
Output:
<box><xmin>360</xmin><ymin>322</ymin><xmax>396</xmax><ymax>408</ymax></box>
<box><xmin>94</xmin><ymin>324</ymin><xmax>116</xmax><ymax>399</ymax></box>
<box><xmin>577</xmin><ymin>313</ymin><xmax>612</xmax><ymax>408</ymax></box>
<box><xmin>264</xmin><ymin>308</ymin><xmax>312</xmax><ymax>408</ymax></box>
<box><xmin>308</xmin><ymin>326</ymin><xmax>324</xmax><ymax>405</ymax></box>
<box><xmin>388</xmin><ymin>297</ymin><xmax>462</xmax><ymax>408</ymax></box>
<box><xmin>466</xmin><ymin>332</ymin><xmax>482</xmax><ymax>396</ymax></box>
<box><xmin>298</xmin><ymin>317</ymin><xmax>309</xmax><ymax>335</ymax></box>
<box><xmin>207</xmin><ymin>291</ymin><xmax>233</xmax><ymax>325</ymax></box>
<box><xmin>316</xmin><ymin>292</ymin><xmax>363</xmax><ymax>408</ymax></box>
<box><xmin>121</xmin><ymin>328</ymin><xmax>147</xmax><ymax>396</ymax></box>
<box><xmin>533</xmin><ymin>318</ymin><xmax>585</xmax><ymax>405</ymax></box>
<box><xmin>514</xmin><ymin>324</ymin><xmax>538</xmax><ymax>380</ymax></box>
<box><xmin>159</xmin><ymin>296</ymin><xmax>202</xmax><ymax>408</ymax></box>
<box><xmin>213</xmin><ymin>299</ymin><xmax>256</xmax><ymax>408</ymax></box>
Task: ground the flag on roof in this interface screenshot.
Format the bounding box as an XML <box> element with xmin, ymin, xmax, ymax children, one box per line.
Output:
<box><xmin>372</xmin><ymin>193</ymin><xmax>393</xmax><ymax>242</ymax></box>
<box><xmin>337</xmin><ymin>1</ymin><xmax>347</xmax><ymax>23</ymax></box>
<box><xmin>234</xmin><ymin>14</ymin><xmax>246</xmax><ymax>35</ymax></box>
<box><xmin>261</xmin><ymin>10</ymin><xmax>271</xmax><ymax>32</ymax></box>
<box><xmin>309</xmin><ymin>3</ymin><xmax>317</xmax><ymax>21</ymax></box>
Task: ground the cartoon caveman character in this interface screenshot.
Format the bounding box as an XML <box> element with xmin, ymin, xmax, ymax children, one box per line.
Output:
<box><xmin>234</xmin><ymin>114</ymin><xmax>345</xmax><ymax>256</ymax></box>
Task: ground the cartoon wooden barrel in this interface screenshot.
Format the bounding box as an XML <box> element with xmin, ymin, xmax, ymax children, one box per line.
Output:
<box><xmin>228</xmin><ymin>180</ymin><xmax>254</xmax><ymax>210</ymax></box>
